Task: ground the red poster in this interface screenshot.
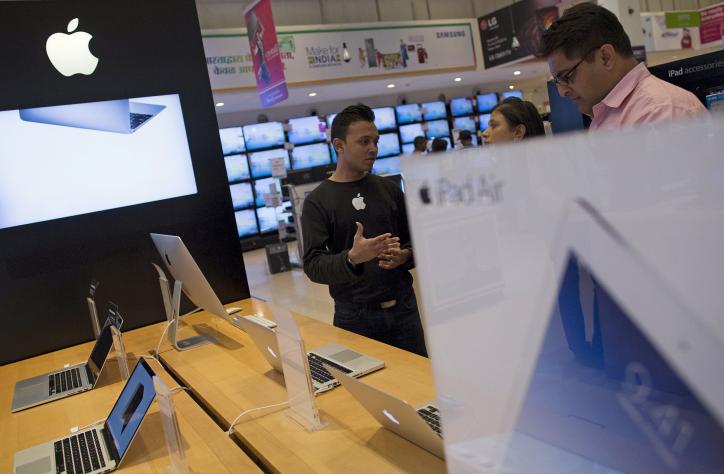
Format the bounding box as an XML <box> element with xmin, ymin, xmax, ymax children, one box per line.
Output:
<box><xmin>700</xmin><ymin>4</ymin><xmax>724</xmax><ymax>44</ymax></box>
<box><xmin>244</xmin><ymin>0</ymin><xmax>288</xmax><ymax>107</ymax></box>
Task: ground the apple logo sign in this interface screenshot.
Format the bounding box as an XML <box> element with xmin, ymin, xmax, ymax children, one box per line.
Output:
<box><xmin>46</xmin><ymin>18</ymin><xmax>99</xmax><ymax>77</ymax></box>
<box><xmin>383</xmin><ymin>409</ymin><xmax>401</xmax><ymax>425</ymax></box>
<box><xmin>419</xmin><ymin>182</ymin><xmax>432</xmax><ymax>204</ymax></box>
<box><xmin>352</xmin><ymin>193</ymin><xmax>366</xmax><ymax>211</ymax></box>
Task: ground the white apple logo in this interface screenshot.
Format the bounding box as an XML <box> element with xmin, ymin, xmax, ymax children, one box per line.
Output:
<box><xmin>46</xmin><ymin>18</ymin><xmax>99</xmax><ymax>77</ymax></box>
<box><xmin>352</xmin><ymin>193</ymin><xmax>366</xmax><ymax>211</ymax></box>
<box><xmin>383</xmin><ymin>409</ymin><xmax>400</xmax><ymax>425</ymax></box>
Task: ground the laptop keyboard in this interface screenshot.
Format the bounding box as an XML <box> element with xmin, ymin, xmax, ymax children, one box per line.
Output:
<box><xmin>53</xmin><ymin>430</ymin><xmax>106</xmax><ymax>474</ymax></box>
<box><xmin>129</xmin><ymin>112</ymin><xmax>153</xmax><ymax>130</ymax></box>
<box><xmin>417</xmin><ymin>405</ymin><xmax>442</xmax><ymax>437</ymax></box>
<box><xmin>307</xmin><ymin>353</ymin><xmax>352</xmax><ymax>385</ymax></box>
<box><xmin>49</xmin><ymin>367</ymin><xmax>83</xmax><ymax>396</ymax></box>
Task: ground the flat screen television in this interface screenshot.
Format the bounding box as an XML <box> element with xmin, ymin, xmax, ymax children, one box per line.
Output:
<box><xmin>395</xmin><ymin>103</ymin><xmax>422</xmax><ymax>124</ymax></box>
<box><xmin>479</xmin><ymin>113</ymin><xmax>491</xmax><ymax>131</ymax></box>
<box><xmin>402</xmin><ymin>142</ymin><xmax>416</xmax><ymax>154</ymax></box>
<box><xmin>453</xmin><ymin>116</ymin><xmax>476</xmax><ymax>133</ymax></box>
<box><xmin>253</xmin><ymin>177</ymin><xmax>281</xmax><ymax>207</ymax></box>
<box><xmin>421</xmin><ymin>101</ymin><xmax>447</xmax><ymax>120</ymax></box>
<box><xmin>287</xmin><ymin>116</ymin><xmax>326</xmax><ymax>145</ymax></box>
<box><xmin>326</xmin><ymin>113</ymin><xmax>337</xmax><ymax>130</ymax></box>
<box><xmin>426</xmin><ymin>119</ymin><xmax>450</xmax><ymax>138</ymax></box>
<box><xmin>224</xmin><ymin>154</ymin><xmax>250</xmax><ymax>183</ymax></box>
<box><xmin>372</xmin><ymin>156</ymin><xmax>401</xmax><ymax>175</ymax></box>
<box><xmin>399</xmin><ymin>123</ymin><xmax>425</xmax><ymax>144</ymax></box>
<box><xmin>329</xmin><ymin>143</ymin><xmax>337</xmax><ymax>163</ymax></box>
<box><xmin>502</xmin><ymin>90</ymin><xmax>523</xmax><ymax>100</ymax></box>
<box><xmin>219</xmin><ymin>126</ymin><xmax>246</xmax><ymax>155</ymax></box>
<box><xmin>257</xmin><ymin>206</ymin><xmax>279</xmax><ymax>233</ymax></box>
<box><xmin>476</xmin><ymin>93</ymin><xmax>498</xmax><ymax>113</ymax></box>
<box><xmin>450</xmin><ymin>97</ymin><xmax>473</xmax><ymax>116</ymax></box>
<box><xmin>372</xmin><ymin>107</ymin><xmax>397</xmax><ymax>131</ymax></box>
<box><xmin>242</xmin><ymin>121</ymin><xmax>285</xmax><ymax>150</ymax></box>
<box><xmin>377</xmin><ymin>133</ymin><xmax>401</xmax><ymax>158</ymax></box>
<box><xmin>291</xmin><ymin>142</ymin><xmax>331</xmax><ymax>169</ymax></box>
<box><xmin>229</xmin><ymin>182</ymin><xmax>254</xmax><ymax>210</ymax></box>
<box><xmin>248</xmin><ymin>148</ymin><xmax>291</xmax><ymax>179</ymax></box>
<box><xmin>234</xmin><ymin>209</ymin><xmax>258</xmax><ymax>238</ymax></box>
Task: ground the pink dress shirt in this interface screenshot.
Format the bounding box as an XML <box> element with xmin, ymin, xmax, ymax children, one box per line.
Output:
<box><xmin>590</xmin><ymin>62</ymin><xmax>707</xmax><ymax>130</ymax></box>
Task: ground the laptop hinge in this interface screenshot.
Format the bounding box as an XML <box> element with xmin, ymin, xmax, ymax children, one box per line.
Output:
<box><xmin>101</xmin><ymin>425</ymin><xmax>120</xmax><ymax>463</ymax></box>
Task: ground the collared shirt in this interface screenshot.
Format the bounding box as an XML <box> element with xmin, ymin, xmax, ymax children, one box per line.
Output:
<box><xmin>591</xmin><ymin>62</ymin><xmax>707</xmax><ymax>130</ymax></box>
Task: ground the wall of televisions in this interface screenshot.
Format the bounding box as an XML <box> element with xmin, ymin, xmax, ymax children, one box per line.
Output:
<box><xmin>219</xmin><ymin>90</ymin><xmax>524</xmax><ymax>241</ymax></box>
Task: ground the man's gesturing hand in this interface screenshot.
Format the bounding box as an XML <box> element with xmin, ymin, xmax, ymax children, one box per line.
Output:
<box><xmin>347</xmin><ymin>222</ymin><xmax>399</xmax><ymax>265</ymax></box>
<box><xmin>378</xmin><ymin>240</ymin><xmax>411</xmax><ymax>270</ymax></box>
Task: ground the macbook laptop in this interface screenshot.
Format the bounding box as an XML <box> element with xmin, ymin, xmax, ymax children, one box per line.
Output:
<box><xmin>11</xmin><ymin>315</ymin><xmax>122</xmax><ymax>413</ymax></box>
<box><xmin>13</xmin><ymin>357</ymin><xmax>157</xmax><ymax>474</ymax></box>
<box><xmin>327</xmin><ymin>365</ymin><xmax>444</xmax><ymax>459</ymax></box>
<box><xmin>19</xmin><ymin>98</ymin><xmax>165</xmax><ymax>134</ymax></box>
<box><xmin>239</xmin><ymin>317</ymin><xmax>384</xmax><ymax>392</ymax></box>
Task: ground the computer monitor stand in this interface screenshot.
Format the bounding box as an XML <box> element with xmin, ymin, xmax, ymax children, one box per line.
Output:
<box><xmin>152</xmin><ymin>263</ymin><xmax>215</xmax><ymax>351</ymax></box>
<box><xmin>86</xmin><ymin>279</ymin><xmax>101</xmax><ymax>339</ymax></box>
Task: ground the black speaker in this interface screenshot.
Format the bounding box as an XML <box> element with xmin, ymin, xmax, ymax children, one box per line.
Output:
<box><xmin>265</xmin><ymin>242</ymin><xmax>290</xmax><ymax>274</ymax></box>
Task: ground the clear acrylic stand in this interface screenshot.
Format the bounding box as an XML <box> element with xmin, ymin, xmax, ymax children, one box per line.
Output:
<box><xmin>274</xmin><ymin>308</ymin><xmax>326</xmax><ymax>431</ymax></box>
<box><xmin>86</xmin><ymin>279</ymin><xmax>102</xmax><ymax>339</ymax></box>
<box><xmin>152</xmin><ymin>263</ymin><xmax>214</xmax><ymax>351</ymax></box>
<box><xmin>153</xmin><ymin>376</ymin><xmax>189</xmax><ymax>474</ymax></box>
<box><xmin>110</xmin><ymin>325</ymin><xmax>130</xmax><ymax>381</ymax></box>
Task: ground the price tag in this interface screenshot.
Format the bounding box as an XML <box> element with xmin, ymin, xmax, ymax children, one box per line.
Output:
<box><xmin>271</xmin><ymin>157</ymin><xmax>287</xmax><ymax>178</ymax></box>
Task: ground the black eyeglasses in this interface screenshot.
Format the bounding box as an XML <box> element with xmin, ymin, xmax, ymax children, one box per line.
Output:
<box><xmin>552</xmin><ymin>46</ymin><xmax>601</xmax><ymax>86</ymax></box>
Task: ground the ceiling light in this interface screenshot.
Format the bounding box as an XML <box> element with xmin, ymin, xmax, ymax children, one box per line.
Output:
<box><xmin>308</xmin><ymin>92</ymin><xmax>317</xmax><ymax>97</ymax></box>
<box><xmin>215</xmin><ymin>102</ymin><xmax>224</xmax><ymax>107</ymax></box>
<box><xmin>454</xmin><ymin>77</ymin><xmax>462</xmax><ymax>82</ymax></box>
<box><xmin>387</xmin><ymin>83</ymin><xmax>396</xmax><ymax>89</ymax></box>
<box><xmin>513</xmin><ymin>70</ymin><xmax>521</xmax><ymax>76</ymax></box>
<box><xmin>509</xmin><ymin>85</ymin><xmax>515</xmax><ymax>90</ymax></box>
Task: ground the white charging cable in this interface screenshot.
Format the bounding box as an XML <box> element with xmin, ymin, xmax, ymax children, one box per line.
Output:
<box><xmin>226</xmin><ymin>400</ymin><xmax>290</xmax><ymax>436</ymax></box>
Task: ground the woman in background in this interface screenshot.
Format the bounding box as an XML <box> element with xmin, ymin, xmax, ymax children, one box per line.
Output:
<box><xmin>482</xmin><ymin>97</ymin><xmax>545</xmax><ymax>144</ymax></box>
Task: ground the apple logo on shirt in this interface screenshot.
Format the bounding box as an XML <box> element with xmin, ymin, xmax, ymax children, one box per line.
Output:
<box><xmin>352</xmin><ymin>193</ymin><xmax>366</xmax><ymax>210</ymax></box>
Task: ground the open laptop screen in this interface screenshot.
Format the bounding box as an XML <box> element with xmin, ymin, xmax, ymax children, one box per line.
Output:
<box><xmin>510</xmin><ymin>253</ymin><xmax>724</xmax><ymax>472</ymax></box>
<box><xmin>0</xmin><ymin>94</ymin><xmax>197</xmax><ymax>231</ymax></box>
<box><xmin>105</xmin><ymin>358</ymin><xmax>156</xmax><ymax>460</ymax></box>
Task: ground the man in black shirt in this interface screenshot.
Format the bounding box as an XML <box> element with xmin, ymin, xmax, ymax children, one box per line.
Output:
<box><xmin>302</xmin><ymin>105</ymin><xmax>427</xmax><ymax>357</ymax></box>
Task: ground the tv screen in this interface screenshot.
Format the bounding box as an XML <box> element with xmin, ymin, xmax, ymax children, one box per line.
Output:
<box><xmin>248</xmin><ymin>148</ymin><xmax>291</xmax><ymax>179</ymax></box>
<box><xmin>224</xmin><ymin>154</ymin><xmax>250</xmax><ymax>183</ymax></box>
<box><xmin>453</xmin><ymin>116</ymin><xmax>476</xmax><ymax>133</ymax></box>
<box><xmin>479</xmin><ymin>113</ymin><xmax>491</xmax><ymax>131</ymax></box>
<box><xmin>422</xmin><ymin>101</ymin><xmax>447</xmax><ymax>120</ymax></box>
<box><xmin>242</xmin><ymin>121</ymin><xmax>285</xmax><ymax>150</ymax></box>
<box><xmin>476</xmin><ymin>93</ymin><xmax>498</xmax><ymax>113</ymax></box>
<box><xmin>326</xmin><ymin>113</ymin><xmax>337</xmax><ymax>130</ymax></box>
<box><xmin>287</xmin><ymin>116</ymin><xmax>326</xmax><ymax>145</ymax></box>
<box><xmin>219</xmin><ymin>127</ymin><xmax>246</xmax><ymax>154</ymax></box>
<box><xmin>229</xmin><ymin>182</ymin><xmax>254</xmax><ymax>210</ymax></box>
<box><xmin>399</xmin><ymin>123</ymin><xmax>425</xmax><ymax>144</ymax></box>
<box><xmin>234</xmin><ymin>209</ymin><xmax>258</xmax><ymax>238</ymax></box>
<box><xmin>450</xmin><ymin>97</ymin><xmax>473</xmax><ymax>116</ymax></box>
<box><xmin>0</xmin><ymin>93</ymin><xmax>197</xmax><ymax>231</ymax></box>
<box><xmin>257</xmin><ymin>206</ymin><xmax>279</xmax><ymax>233</ymax></box>
<box><xmin>502</xmin><ymin>90</ymin><xmax>523</xmax><ymax>100</ymax></box>
<box><xmin>329</xmin><ymin>144</ymin><xmax>337</xmax><ymax>163</ymax></box>
<box><xmin>291</xmin><ymin>142</ymin><xmax>331</xmax><ymax>169</ymax></box>
<box><xmin>377</xmin><ymin>133</ymin><xmax>401</xmax><ymax>158</ymax></box>
<box><xmin>253</xmin><ymin>177</ymin><xmax>281</xmax><ymax>207</ymax></box>
<box><xmin>402</xmin><ymin>143</ymin><xmax>416</xmax><ymax>154</ymax></box>
<box><xmin>372</xmin><ymin>156</ymin><xmax>401</xmax><ymax>175</ymax></box>
<box><xmin>395</xmin><ymin>104</ymin><xmax>422</xmax><ymax>124</ymax></box>
<box><xmin>426</xmin><ymin>119</ymin><xmax>450</xmax><ymax>138</ymax></box>
<box><xmin>372</xmin><ymin>107</ymin><xmax>397</xmax><ymax>131</ymax></box>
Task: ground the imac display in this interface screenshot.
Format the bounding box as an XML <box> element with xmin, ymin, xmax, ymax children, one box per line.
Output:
<box><xmin>502</xmin><ymin>90</ymin><xmax>523</xmax><ymax>100</ymax></box>
<box><xmin>399</xmin><ymin>123</ymin><xmax>425</xmax><ymax>144</ymax></box>
<box><xmin>234</xmin><ymin>209</ymin><xmax>258</xmax><ymax>237</ymax></box>
<box><xmin>224</xmin><ymin>154</ymin><xmax>250</xmax><ymax>183</ymax></box>
<box><xmin>372</xmin><ymin>107</ymin><xmax>397</xmax><ymax>131</ymax></box>
<box><xmin>479</xmin><ymin>113</ymin><xmax>491</xmax><ymax>131</ymax></box>
<box><xmin>426</xmin><ymin>119</ymin><xmax>450</xmax><ymax>138</ymax></box>
<box><xmin>249</xmin><ymin>149</ymin><xmax>291</xmax><ymax>179</ymax></box>
<box><xmin>422</xmin><ymin>101</ymin><xmax>447</xmax><ymax>120</ymax></box>
<box><xmin>229</xmin><ymin>182</ymin><xmax>254</xmax><ymax>210</ymax></box>
<box><xmin>450</xmin><ymin>97</ymin><xmax>473</xmax><ymax>116</ymax></box>
<box><xmin>377</xmin><ymin>133</ymin><xmax>401</xmax><ymax>158</ymax></box>
<box><xmin>219</xmin><ymin>127</ymin><xmax>246</xmax><ymax>155</ymax></box>
<box><xmin>402</xmin><ymin>143</ymin><xmax>416</xmax><ymax>154</ymax></box>
<box><xmin>287</xmin><ymin>116</ymin><xmax>326</xmax><ymax>145</ymax></box>
<box><xmin>253</xmin><ymin>177</ymin><xmax>281</xmax><ymax>207</ymax></box>
<box><xmin>257</xmin><ymin>206</ymin><xmax>279</xmax><ymax>233</ymax></box>
<box><xmin>453</xmin><ymin>116</ymin><xmax>477</xmax><ymax>133</ymax></box>
<box><xmin>291</xmin><ymin>143</ymin><xmax>331</xmax><ymax>169</ymax></box>
<box><xmin>242</xmin><ymin>122</ymin><xmax>285</xmax><ymax>150</ymax></box>
<box><xmin>372</xmin><ymin>156</ymin><xmax>401</xmax><ymax>175</ymax></box>
<box><xmin>395</xmin><ymin>104</ymin><xmax>422</xmax><ymax>124</ymax></box>
<box><xmin>0</xmin><ymin>94</ymin><xmax>197</xmax><ymax>231</ymax></box>
<box><xmin>476</xmin><ymin>93</ymin><xmax>498</xmax><ymax>113</ymax></box>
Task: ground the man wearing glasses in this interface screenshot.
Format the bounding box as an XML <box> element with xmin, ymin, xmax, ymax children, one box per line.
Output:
<box><xmin>542</xmin><ymin>3</ymin><xmax>705</xmax><ymax>130</ymax></box>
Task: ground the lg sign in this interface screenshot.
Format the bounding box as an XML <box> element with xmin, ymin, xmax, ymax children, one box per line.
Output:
<box><xmin>46</xmin><ymin>18</ymin><xmax>99</xmax><ymax>76</ymax></box>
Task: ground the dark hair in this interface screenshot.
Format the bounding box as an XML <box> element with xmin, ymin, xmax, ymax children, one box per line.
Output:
<box><xmin>458</xmin><ymin>130</ymin><xmax>472</xmax><ymax>141</ymax></box>
<box><xmin>541</xmin><ymin>3</ymin><xmax>633</xmax><ymax>60</ymax></box>
<box><xmin>331</xmin><ymin>104</ymin><xmax>375</xmax><ymax>141</ymax></box>
<box><xmin>492</xmin><ymin>98</ymin><xmax>545</xmax><ymax>138</ymax></box>
<box><xmin>431</xmin><ymin>137</ymin><xmax>448</xmax><ymax>152</ymax></box>
<box><xmin>413</xmin><ymin>136</ymin><xmax>428</xmax><ymax>150</ymax></box>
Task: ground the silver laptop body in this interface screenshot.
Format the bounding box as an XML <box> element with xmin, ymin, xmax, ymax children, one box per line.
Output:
<box><xmin>11</xmin><ymin>318</ymin><xmax>120</xmax><ymax>413</ymax></box>
<box><xmin>13</xmin><ymin>358</ymin><xmax>156</xmax><ymax>474</ymax></box>
<box><xmin>239</xmin><ymin>317</ymin><xmax>384</xmax><ymax>392</ymax></box>
<box><xmin>326</xmin><ymin>365</ymin><xmax>444</xmax><ymax>459</ymax></box>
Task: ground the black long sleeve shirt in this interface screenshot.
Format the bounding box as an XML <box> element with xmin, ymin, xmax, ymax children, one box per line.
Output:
<box><xmin>301</xmin><ymin>173</ymin><xmax>414</xmax><ymax>304</ymax></box>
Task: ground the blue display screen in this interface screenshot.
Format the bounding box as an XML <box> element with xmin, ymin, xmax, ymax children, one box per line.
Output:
<box><xmin>372</xmin><ymin>156</ymin><xmax>401</xmax><ymax>175</ymax></box>
<box><xmin>402</xmin><ymin>143</ymin><xmax>416</xmax><ymax>154</ymax></box>
<box><xmin>477</xmin><ymin>93</ymin><xmax>498</xmax><ymax>113</ymax></box>
<box><xmin>377</xmin><ymin>133</ymin><xmax>401</xmax><ymax>158</ymax></box>
<box><xmin>248</xmin><ymin>149</ymin><xmax>290</xmax><ymax>179</ymax></box>
<box><xmin>253</xmin><ymin>177</ymin><xmax>281</xmax><ymax>208</ymax></box>
<box><xmin>395</xmin><ymin>104</ymin><xmax>422</xmax><ymax>124</ymax></box>
<box><xmin>399</xmin><ymin>123</ymin><xmax>425</xmax><ymax>144</ymax></box>
<box><xmin>224</xmin><ymin>154</ymin><xmax>250</xmax><ymax>183</ymax></box>
<box><xmin>450</xmin><ymin>97</ymin><xmax>473</xmax><ymax>116</ymax></box>
<box><xmin>219</xmin><ymin>127</ymin><xmax>246</xmax><ymax>154</ymax></box>
<box><xmin>287</xmin><ymin>116</ymin><xmax>326</xmax><ymax>145</ymax></box>
<box><xmin>479</xmin><ymin>113</ymin><xmax>491</xmax><ymax>131</ymax></box>
<box><xmin>291</xmin><ymin>142</ymin><xmax>331</xmax><ymax>169</ymax></box>
<box><xmin>426</xmin><ymin>119</ymin><xmax>450</xmax><ymax>138</ymax></box>
<box><xmin>422</xmin><ymin>101</ymin><xmax>447</xmax><ymax>120</ymax></box>
<box><xmin>453</xmin><ymin>116</ymin><xmax>476</xmax><ymax>133</ymax></box>
<box><xmin>257</xmin><ymin>206</ymin><xmax>279</xmax><ymax>233</ymax></box>
<box><xmin>329</xmin><ymin>144</ymin><xmax>337</xmax><ymax>163</ymax></box>
<box><xmin>502</xmin><ymin>90</ymin><xmax>523</xmax><ymax>100</ymax></box>
<box><xmin>372</xmin><ymin>107</ymin><xmax>397</xmax><ymax>131</ymax></box>
<box><xmin>326</xmin><ymin>113</ymin><xmax>337</xmax><ymax>130</ymax></box>
<box><xmin>229</xmin><ymin>182</ymin><xmax>254</xmax><ymax>210</ymax></box>
<box><xmin>242</xmin><ymin>122</ymin><xmax>286</xmax><ymax>150</ymax></box>
<box><xmin>234</xmin><ymin>209</ymin><xmax>258</xmax><ymax>237</ymax></box>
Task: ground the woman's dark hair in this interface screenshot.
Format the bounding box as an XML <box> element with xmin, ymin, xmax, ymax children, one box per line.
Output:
<box><xmin>541</xmin><ymin>3</ymin><xmax>633</xmax><ymax>60</ymax></box>
<box><xmin>331</xmin><ymin>104</ymin><xmax>375</xmax><ymax>141</ymax></box>
<box><xmin>431</xmin><ymin>137</ymin><xmax>448</xmax><ymax>152</ymax></box>
<box><xmin>492</xmin><ymin>98</ymin><xmax>545</xmax><ymax>139</ymax></box>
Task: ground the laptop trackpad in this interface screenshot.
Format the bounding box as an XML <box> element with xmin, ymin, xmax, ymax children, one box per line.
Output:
<box><xmin>329</xmin><ymin>349</ymin><xmax>363</xmax><ymax>364</ymax></box>
<box><xmin>16</xmin><ymin>456</ymin><xmax>52</xmax><ymax>474</ymax></box>
<box><xmin>14</xmin><ymin>377</ymin><xmax>48</xmax><ymax>404</ymax></box>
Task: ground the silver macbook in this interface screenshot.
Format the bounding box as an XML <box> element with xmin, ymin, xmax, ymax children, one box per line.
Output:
<box><xmin>239</xmin><ymin>317</ymin><xmax>384</xmax><ymax>392</ymax></box>
<box><xmin>13</xmin><ymin>358</ymin><xmax>156</xmax><ymax>474</ymax></box>
<box><xmin>326</xmin><ymin>365</ymin><xmax>444</xmax><ymax>459</ymax></box>
<box><xmin>11</xmin><ymin>316</ymin><xmax>121</xmax><ymax>413</ymax></box>
<box><xmin>19</xmin><ymin>98</ymin><xmax>165</xmax><ymax>134</ymax></box>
